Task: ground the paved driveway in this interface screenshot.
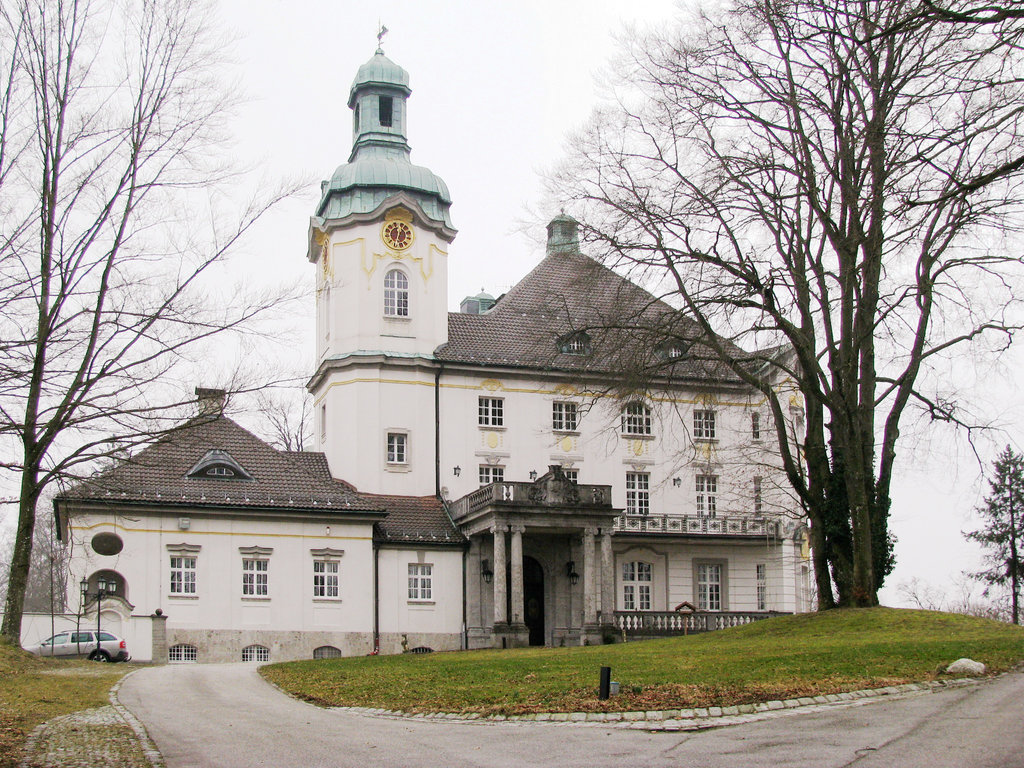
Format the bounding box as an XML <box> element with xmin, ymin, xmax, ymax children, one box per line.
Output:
<box><xmin>117</xmin><ymin>663</ymin><xmax>1024</xmax><ymax>768</ymax></box>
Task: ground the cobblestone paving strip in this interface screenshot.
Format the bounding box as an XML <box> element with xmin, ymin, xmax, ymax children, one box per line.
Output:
<box><xmin>19</xmin><ymin>671</ymin><xmax>163</xmax><ymax>768</ymax></box>
<box><xmin>327</xmin><ymin>677</ymin><xmax>987</xmax><ymax>731</ymax></box>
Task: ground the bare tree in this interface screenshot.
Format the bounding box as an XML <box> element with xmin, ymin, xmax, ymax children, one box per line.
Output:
<box><xmin>248</xmin><ymin>383</ymin><xmax>313</xmax><ymax>453</ymax></box>
<box><xmin>0</xmin><ymin>0</ymin><xmax>295</xmax><ymax>644</ymax></box>
<box><xmin>553</xmin><ymin>0</ymin><xmax>1024</xmax><ymax>607</ymax></box>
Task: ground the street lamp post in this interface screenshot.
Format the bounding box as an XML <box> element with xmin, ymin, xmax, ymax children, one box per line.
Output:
<box><xmin>79</xmin><ymin>578</ymin><xmax>106</xmax><ymax>657</ymax></box>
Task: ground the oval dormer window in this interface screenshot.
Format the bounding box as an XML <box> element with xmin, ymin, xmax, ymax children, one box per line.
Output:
<box><xmin>656</xmin><ymin>340</ymin><xmax>688</xmax><ymax>360</ymax></box>
<box><xmin>186</xmin><ymin>449</ymin><xmax>253</xmax><ymax>481</ymax></box>
<box><xmin>559</xmin><ymin>331</ymin><xmax>591</xmax><ymax>355</ymax></box>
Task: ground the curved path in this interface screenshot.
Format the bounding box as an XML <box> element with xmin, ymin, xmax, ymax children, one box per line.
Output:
<box><xmin>118</xmin><ymin>663</ymin><xmax>1024</xmax><ymax>768</ymax></box>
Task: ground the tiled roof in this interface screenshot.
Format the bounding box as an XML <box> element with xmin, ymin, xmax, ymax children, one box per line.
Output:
<box><xmin>366</xmin><ymin>494</ymin><xmax>464</xmax><ymax>545</ymax></box>
<box><xmin>58</xmin><ymin>416</ymin><xmax>383</xmax><ymax>514</ymax></box>
<box><xmin>436</xmin><ymin>251</ymin><xmax>744</xmax><ymax>383</ymax></box>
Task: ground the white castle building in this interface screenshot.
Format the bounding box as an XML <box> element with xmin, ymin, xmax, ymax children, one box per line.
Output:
<box><xmin>50</xmin><ymin>48</ymin><xmax>811</xmax><ymax>663</ymax></box>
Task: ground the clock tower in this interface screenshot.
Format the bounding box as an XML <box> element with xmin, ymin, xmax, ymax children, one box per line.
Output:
<box><xmin>308</xmin><ymin>46</ymin><xmax>456</xmax><ymax>495</ymax></box>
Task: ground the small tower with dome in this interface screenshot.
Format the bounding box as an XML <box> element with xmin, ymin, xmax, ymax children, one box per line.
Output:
<box><xmin>308</xmin><ymin>41</ymin><xmax>456</xmax><ymax>495</ymax></box>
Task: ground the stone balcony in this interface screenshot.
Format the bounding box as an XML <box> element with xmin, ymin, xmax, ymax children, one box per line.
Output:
<box><xmin>613</xmin><ymin>512</ymin><xmax>780</xmax><ymax>538</ymax></box>
<box><xmin>449</xmin><ymin>479</ymin><xmax>612</xmax><ymax>521</ymax></box>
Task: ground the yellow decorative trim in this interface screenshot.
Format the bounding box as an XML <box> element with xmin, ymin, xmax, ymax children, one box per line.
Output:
<box><xmin>483</xmin><ymin>431</ymin><xmax>501</xmax><ymax>449</ymax></box>
<box><xmin>313</xmin><ymin>230</ymin><xmax>331</xmax><ymax>277</ymax></box>
<box><xmin>385</xmin><ymin>207</ymin><xmax>414</xmax><ymax>224</ymax></box>
<box><xmin>553</xmin><ymin>383</ymin><xmax>579</xmax><ymax>396</ymax></box>
<box><xmin>70</xmin><ymin>522</ymin><xmax>372</xmax><ymax>541</ymax></box>
<box><xmin>630</xmin><ymin>439</ymin><xmax>646</xmax><ymax>457</ymax></box>
<box><xmin>315</xmin><ymin>376</ymin><xmax>765</xmax><ymax>409</ymax></box>
<box><xmin>363</xmin><ymin>248</ymin><xmax>434</xmax><ymax>285</ymax></box>
<box><xmin>559</xmin><ymin>436</ymin><xmax>574</xmax><ymax>452</ymax></box>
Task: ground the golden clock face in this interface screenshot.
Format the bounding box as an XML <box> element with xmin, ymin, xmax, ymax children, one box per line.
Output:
<box><xmin>382</xmin><ymin>220</ymin><xmax>414</xmax><ymax>251</ymax></box>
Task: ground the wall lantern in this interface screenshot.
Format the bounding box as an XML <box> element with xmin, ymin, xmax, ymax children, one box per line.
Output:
<box><xmin>481</xmin><ymin>558</ymin><xmax>493</xmax><ymax>584</ymax></box>
<box><xmin>672</xmin><ymin>477</ymin><xmax>682</xmax><ymax>487</ymax></box>
<box><xmin>566</xmin><ymin>561</ymin><xmax>580</xmax><ymax>586</ymax></box>
<box><xmin>453</xmin><ymin>465</ymin><xmax>461</xmax><ymax>477</ymax></box>
<box><xmin>529</xmin><ymin>470</ymin><xmax>538</xmax><ymax>481</ymax></box>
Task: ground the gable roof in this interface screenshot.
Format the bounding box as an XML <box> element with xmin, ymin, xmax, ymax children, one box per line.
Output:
<box><xmin>436</xmin><ymin>251</ymin><xmax>745</xmax><ymax>384</ymax></box>
<box><xmin>58</xmin><ymin>416</ymin><xmax>384</xmax><ymax>515</ymax></box>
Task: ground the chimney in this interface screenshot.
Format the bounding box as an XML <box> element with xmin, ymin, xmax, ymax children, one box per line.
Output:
<box><xmin>195</xmin><ymin>387</ymin><xmax>226</xmax><ymax>417</ymax></box>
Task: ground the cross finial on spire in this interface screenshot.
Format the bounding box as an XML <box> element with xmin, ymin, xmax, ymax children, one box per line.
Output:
<box><xmin>376</xmin><ymin>23</ymin><xmax>389</xmax><ymax>54</ymax></box>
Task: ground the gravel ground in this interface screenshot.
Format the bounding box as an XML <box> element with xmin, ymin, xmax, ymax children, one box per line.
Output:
<box><xmin>18</xmin><ymin>673</ymin><xmax>162</xmax><ymax>768</ymax></box>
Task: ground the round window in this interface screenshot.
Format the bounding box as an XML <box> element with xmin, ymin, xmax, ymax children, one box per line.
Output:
<box><xmin>91</xmin><ymin>532</ymin><xmax>123</xmax><ymax>556</ymax></box>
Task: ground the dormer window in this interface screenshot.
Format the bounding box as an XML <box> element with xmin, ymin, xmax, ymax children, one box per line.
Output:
<box><xmin>656</xmin><ymin>340</ymin><xmax>688</xmax><ymax>360</ymax></box>
<box><xmin>559</xmin><ymin>331</ymin><xmax>591</xmax><ymax>355</ymax></box>
<box><xmin>186</xmin><ymin>449</ymin><xmax>253</xmax><ymax>481</ymax></box>
<box><xmin>379</xmin><ymin>95</ymin><xmax>393</xmax><ymax>127</ymax></box>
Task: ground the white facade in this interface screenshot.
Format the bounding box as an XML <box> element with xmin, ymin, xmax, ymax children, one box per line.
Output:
<box><xmin>49</xmin><ymin>48</ymin><xmax>810</xmax><ymax>662</ymax></box>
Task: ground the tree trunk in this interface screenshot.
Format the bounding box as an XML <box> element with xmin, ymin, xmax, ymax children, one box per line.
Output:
<box><xmin>1</xmin><ymin>469</ymin><xmax>41</xmax><ymax>644</ymax></box>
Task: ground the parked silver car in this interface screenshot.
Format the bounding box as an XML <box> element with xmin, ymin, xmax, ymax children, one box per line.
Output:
<box><xmin>25</xmin><ymin>630</ymin><xmax>130</xmax><ymax>662</ymax></box>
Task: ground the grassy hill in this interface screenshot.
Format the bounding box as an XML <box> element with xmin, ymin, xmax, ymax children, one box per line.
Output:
<box><xmin>0</xmin><ymin>640</ymin><xmax>130</xmax><ymax>768</ymax></box>
<box><xmin>262</xmin><ymin>608</ymin><xmax>1024</xmax><ymax>716</ymax></box>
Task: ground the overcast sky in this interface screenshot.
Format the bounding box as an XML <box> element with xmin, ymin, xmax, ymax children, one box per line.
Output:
<box><xmin>5</xmin><ymin>0</ymin><xmax>1018</xmax><ymax>609</ymax></box>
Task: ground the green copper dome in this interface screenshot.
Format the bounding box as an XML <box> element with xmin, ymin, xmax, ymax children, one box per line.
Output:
<box><xmin>348</xmin><ymin>51</ymin><xmax>410</xmax><ymax>107</ymax></box>
<box><xmin>316</xmin><ymin>50</ymin><xmax>454</xmax><ymax>232</ymax></box>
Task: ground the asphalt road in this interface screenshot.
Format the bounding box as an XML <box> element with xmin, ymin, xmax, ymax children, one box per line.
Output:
<box><xmin>117</xmin><ymin>663</ymin><xmax>1024</xmax><ymax>768</ymax></box>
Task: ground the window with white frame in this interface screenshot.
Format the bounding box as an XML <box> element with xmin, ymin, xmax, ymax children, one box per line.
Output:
<box><xmin>751</xmin><ymin>412</ymin><xmax>761</xmax><ymax>441</ymax></box>
<box><xmin>696</xmin><ymin>474</ymin><xmax>718</xmax><ymax>517</ymax></box>
<box><xmin>383</xmin><ymin>269</ymin><xmax>409</xmax><ymax>317</ymax></box>
<box><xmin>478</xmin><ymin>397</ymin><xmax>504</xmax><ymax>427</ymax></box>
<box><xmin>313</xmin><ymin>560</ymin><xmax>339</xmax><ymax>598</ymax></box>
<box><xmin>169</xmin><ymin>554</ymin><xmax>197</xmax><ymax>596</ymax></box>
<box><xmin>626</xmin><ymin>472</ymin><xmax>650</xmax><ymax>515</ymax></box>
<box><xmin>753</xmin><ymin>476</ymin><xmax>763</xmax><ymax>515</ymax></box>
<box><xmin>479</xmin><ymin>465</ymin><xmax>504</xmax><ymax>486</ymax></box>
<box><xmin>387</xmin><ymin>432</ymin><xmax>408</xmax><ymax>464</ymax></box>
<box><xmin>242</xmin><ymin>644</ymin><xmax>270</xmax><ymax>662</ymax></box>
<box><xmin>552</xmin><ymin>401</ymin><xmax>578</xmax><ymax>431</ymax></box>
<box><xmin>408</xmin><ymin>563</ymin><xmax>433</xmax><ymax>601</ymax></box>
<box><xmin>242</xmin><ymin>558</ymin><xmax>269</xmax><ymax>597</ymax></box>
<box><xmin>622</xmin><ymin>561</ymin><xmax>652</xmax><ymax>611</ymax></box>
<box><xmin>168</xmin><ymin>644</ymin><xmax>197</xmax><ymax>663</ymax></box>
<box><xmin>694</xmin><ymin>409</ymin><xmax>716</xmax><ymax>440</ymax></box>
<box><xmin>697</xmin><ymin>562</ymin><xmax>723</xmax><ymax>611</ymax></box>
<box><xmin>756</xmin><ymin>563</ymin><xmax>767</xmax><ymax>611</ymax></box>
<box><xmin>621</xmin><ymin>402</ymin><xmax>652</xmax><ymax>436</ymax></box>
<box><xmin>562</xmin><ymin>468</ymin><xmax>579</xmax><ymax>483</ymax></box>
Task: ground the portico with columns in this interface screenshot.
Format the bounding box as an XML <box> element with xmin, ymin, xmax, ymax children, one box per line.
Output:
<box><xmin>452</xmin><ymin>466</ymin><xmax>620</xmax><ymax>648</ymax></box>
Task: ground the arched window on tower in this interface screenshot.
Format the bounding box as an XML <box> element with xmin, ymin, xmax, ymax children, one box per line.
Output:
<box><xmin>384</xmin><ymin>269</ymin><xmax>409</xmax><ymax>317</ymax></box>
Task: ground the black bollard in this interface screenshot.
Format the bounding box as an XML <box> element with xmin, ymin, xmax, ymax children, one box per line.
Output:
<box><xmin>599</xmin><ymin>666</ymin><xmax>611</xmax><ymax>700</ymax></box>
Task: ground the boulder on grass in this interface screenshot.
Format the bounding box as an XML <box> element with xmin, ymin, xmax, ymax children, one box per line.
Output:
<box><xmin>945</xmin><ymin>658</ymin><xmax>986</xmax><ymax>676</ymax></box>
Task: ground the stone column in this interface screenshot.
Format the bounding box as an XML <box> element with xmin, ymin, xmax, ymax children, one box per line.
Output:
<box><xmin>600</xmin><ymin>530</ymin><xmax>615</xmax><ymax>624</ymax></box>
<box><xmin>492</xmin><ymin>525</ymin><xmax>507</xmax><ymax>625</ymax></box>
<box><xmin>509</xmin><ymin>525</ymin><xmax>525</xmax><ymax>626</ymax></box>
<box><xmin>582</xmin><ymin>527</ymin><xmax>597</xmax><ymax>627</ymax></box>
<box><xmin>151</xmin><ymin>609</ymin><xmax>168</xmax><ymax>664</ymax></box>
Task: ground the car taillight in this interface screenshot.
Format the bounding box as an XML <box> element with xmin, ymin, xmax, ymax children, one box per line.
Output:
<box><xmin>119</xmin><ymin>640</ymin><xmax>126</xmax><ymax>649</ymax></box>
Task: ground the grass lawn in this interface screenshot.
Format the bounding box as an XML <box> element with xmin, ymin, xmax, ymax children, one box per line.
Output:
<box><xmin>0</xmin><ymin>640</ymin><xmax>132</xmax><ymax>768</ymax></box>
<box><xmin>262</xmin><ymin>608</ymin><xmax>1024</xmax><ymax>716</ymax></box>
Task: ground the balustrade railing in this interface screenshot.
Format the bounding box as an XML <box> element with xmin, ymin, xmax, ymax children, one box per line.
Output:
<box><xmin>613</xmin><ymin>610</ymin><xmax>784</xmax><ymax>636</ymax></box>
<box><xmin>614</xmin><ymin>513</ymin><xmax>779</xmax><ymax>537</ymax></box>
